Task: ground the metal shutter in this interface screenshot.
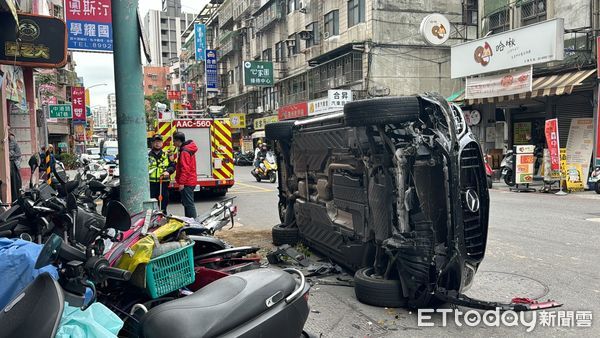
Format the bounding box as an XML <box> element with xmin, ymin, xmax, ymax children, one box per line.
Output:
<box><xmin>554</xmin><ymin>91</ymin><xmax>593</xmax><ymax>146</ymax></box>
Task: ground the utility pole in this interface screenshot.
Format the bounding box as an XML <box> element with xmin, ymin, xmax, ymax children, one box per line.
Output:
<box><xmin>111</xmin><ymin>0</ymin><xmax>152</xmax><ymax>213</ymax></box>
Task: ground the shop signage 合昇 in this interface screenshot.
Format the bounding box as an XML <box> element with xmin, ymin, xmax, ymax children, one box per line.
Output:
<box><xmin>244</xmin><ymin>61</ymin><xmax>274</xmax><ymax>86</ymax></box>
<box><xmin>194</xmin><ymin>24</ymin><xmax>206</xmax><ymax>61</ymax></box>
<box><xmin>253</xmin><ymin>116</ymin><xmax>279</xmax><ymax>130</ymax></box>
<box><xmin>419</xmin><ymin>13</ymin><xmax>450</xmax><ymax>46</ymax></box>
<box><xmin>167</xmin><ymin>90</ymin><xmax>181</xmax><ymax>100</ymax></box>
<box><xmin>328</xmin><ymin>90</ymin><xmax>353</xmax><ymax>108</ymax></box>
<box><xmin>0</xmin><ymin>12</ymin><xmax>67</xmax><ymax>68</ymax></box>
<box><xmin>278</xmin><ymin>102</ymin><xmax>308</xmax><ymax>121</ymax></box>
<box><xmin>229</xmin><ymin>113</ymin><xmax>246</xmax><ymax>129</ymax></box>
<box><xmin>465</xmin><ymin>66</ymin><xmax>532</xmax><ymax>100</ymax></box>
<box><xmin>71</xmin><ymin>86</ymin><xmax>86</xmax><ymax>122</ymax></box>
<box><xmin>565</xmin><ymin>118</ymin><xmax>594</xmax><ymax>188</ymax></box>
<box><xmin>451</xmin><ymin>18</ymin><xmax>564</xmax><ymax>78</ymax></box>
<box><xmin>65</xmin><ymin>0</ymin><xmax>113</xmax><ymax>52</ymax></box>
<box><xmin>515</xmin><ymin>145</ymin><xmax>536</xmax><ymax>184</ymax></box>
<box><xmin>49</xmin><ymin>104</ymin><xmax>73</xmax><ymax>118</ymax></box>
<box><xmin>544</xmin><ymin>118</ymin><xmax>560</xmax><ymax>171</ymax></box>
<box><xmin>205</xmin><ymin>50</ymin><xmax>218</xmax><ymax>92</ymax></box>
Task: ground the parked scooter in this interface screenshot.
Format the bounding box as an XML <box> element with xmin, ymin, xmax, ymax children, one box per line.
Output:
<box><xmin>500</xmin><ymin>150</ymin><xmax>515</xmax><ymax>186</ymax></box>
<box><xmin>0</xmin><ymin>211</ymin><xmax>311</xmax><ymax>338</ymax></box>
<box><xmin>251</xmin><ymin>152</ymin><xmax>277</xmax><ymax>183</ymax></box>
<box><xmin>234</xmin><ymin>151</ymin><xmax>254</xmax><ymax>166</ymax></box>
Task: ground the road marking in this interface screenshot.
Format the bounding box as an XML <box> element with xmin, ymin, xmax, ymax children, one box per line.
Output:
<box><xmin>585</xmin><ymin>218</ymin><xmax>600</xmax><ymax>222</ymax></box>
<box><xmin>234</xmin><ymin>182</ymin><xmax>274</xmax><ymax>192</ymax></box>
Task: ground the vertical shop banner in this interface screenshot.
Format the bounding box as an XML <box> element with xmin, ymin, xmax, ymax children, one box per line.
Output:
<box><xmin>73</xmin><ymin>122</ymin><xmax>86</xmax><ymax>142</ymax></box>
<box><xmin>205</xmin><ymin>50</ymin><xmax>218</xmax><ymax>92</ymax></box>
<box><xmin>65</xmin><ymin>0</ymin><xmax>113</xmax><ymax>52</ymax></box>
<box><xmin>194</xmin><ymin>24</ymin><xmax>206</xmax><ymax>61</ymax></box>
<box><xmin>565</xmin><ymin>118</ymin><xmax>594</xmax><ymax>188</ymax></box>
<box><xmin>514</xmin><ymin>145</ymin><xmax>535</xmax><ymax>184</ymax></box>
<box><xmin>71</xmin><ymin>86</ymin><xmax>86</xmax><ymax>122</ymax></box>
<box><xmin>544</xmin><ymin>118</ymin><xmax>560</xmax><ymax>171</ymax></box>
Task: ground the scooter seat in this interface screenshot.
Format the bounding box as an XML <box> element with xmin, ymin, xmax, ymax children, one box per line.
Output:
<box><xmin>141</xmin><ymin>268</ymin><xmax>296</xmax><ymax>338</ymax></box>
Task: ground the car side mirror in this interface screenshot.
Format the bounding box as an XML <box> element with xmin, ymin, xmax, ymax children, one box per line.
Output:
<box><xmin>105</xmin><ymin>201</ymin><xmax>131</xmax><ymax>231</ymax></box>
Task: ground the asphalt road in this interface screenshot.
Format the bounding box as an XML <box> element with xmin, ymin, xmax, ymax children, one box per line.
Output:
<box><xmin>163</xmin><ymin>170</ymin><xmax>600</xmax><ymax>335</ymax></box>
<box><xmin>167</xmin><ymin>165</ymin><xmax>280</xmax><ymax>228</ymax></box>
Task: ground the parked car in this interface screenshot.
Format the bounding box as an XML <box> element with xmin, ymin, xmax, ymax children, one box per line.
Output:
<box><xmin>266</xmin><ymin>94</ymin><xmax>490</xmax><ymax>308</ymax></box>
<box><xmin>100</xmin><ymin>140</ymin><xmax>118</xmax><ymax>163</ymax></box>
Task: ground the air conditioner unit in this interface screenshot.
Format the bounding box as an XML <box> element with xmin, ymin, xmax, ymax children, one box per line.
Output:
<box><xmin>298</xmin><ymin>30</ymin><xmax>312</xmax><ymax>40</ymax></box>
<box><xmin>285</xmin><ymin>39</ymin><xmax>296</xmax><ymax>48</ymax></box>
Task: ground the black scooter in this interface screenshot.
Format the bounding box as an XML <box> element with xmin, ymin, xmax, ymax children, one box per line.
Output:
<box><xmin>0</xmin><ymin>202</ymin><xmax>311</xmax><ymax>338</ymax></box>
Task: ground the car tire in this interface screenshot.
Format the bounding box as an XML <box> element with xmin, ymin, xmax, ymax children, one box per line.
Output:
<box><xmin>272</xmin><ymin>223</ymin><xmax>299</xmax><ymax>246</ymax></box>
<box><xmin>595</xmin><ymin>182</ymin><xmax>600</xmax><ymax>194</ymax></box>
<box><xmin>354</xmin><ymin>267</ymin><xmax>407</xmax><ymax>308</ymax></box>
<box><xmin>266</xmin><ymin>121</ymin><xmax>295</xmax><ymax>142</ymax></box>
<box><xmin>344</xmin><ymin>96</ymin><xmax>421</xmax><ymax>127</ymax></box>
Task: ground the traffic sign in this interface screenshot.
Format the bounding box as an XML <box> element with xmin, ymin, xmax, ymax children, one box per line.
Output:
<box><xmin>49</xmin><ymin>104</ymin><xmax>73</xmax><ymax>118</ymax></box>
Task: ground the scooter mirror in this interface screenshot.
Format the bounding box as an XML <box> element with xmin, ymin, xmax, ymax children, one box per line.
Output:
<box><xmin>104</xmin><ymin>201</ymin><xmax>131</xmax><ymax>231</ymax></box>
<box><xmin>34</xmin><ymin>234</ymin><xmax>63</xmax><ymax>269</ymax></box>
<box><xmin>88</xmin><ymin>180</ymin><xmax>106</xmax><ymax>192</ymax></box>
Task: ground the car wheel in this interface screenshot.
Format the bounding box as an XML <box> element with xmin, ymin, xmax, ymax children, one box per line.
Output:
<box><xmin>487</xmin><ymin>176</ymin><xmax>493</xmax><ymax>189</ymax></box>
<box><xmin>344</xmin><ymin>96</ymin><xmax>421</xmax><ymax>127</ymax></box>
<box><xmin>354</xmin><ymin>267</ymin><xmax>407</xmax><ymax>308</ymax></box>
<box><xmin>595</xmin><ymin>182</ymin><xmax>600</xmax><ymax>194</ymax></box>
<box><xmin>272</xmin><ymin>223</ymin><xmax>299</xmax><ymax>246</ymax></box>
<box><xmin>266</xmin><ymin>121</ymin><xmax>295</xmax><ymax>142</ymax></box>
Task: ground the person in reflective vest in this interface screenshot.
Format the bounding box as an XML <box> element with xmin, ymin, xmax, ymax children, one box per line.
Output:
<box><xmin>148</xmin><ymin>135</ymin><xmax>175</xmax><ymax>213</ymax></box>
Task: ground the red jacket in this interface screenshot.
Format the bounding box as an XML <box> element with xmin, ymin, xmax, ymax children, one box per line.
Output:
<box><xmin>175</xmin><ymin>140</ymin><xmax>198</xmax><ymax>187</ymax></box>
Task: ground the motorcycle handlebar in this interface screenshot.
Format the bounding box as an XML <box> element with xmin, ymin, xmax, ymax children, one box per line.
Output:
<box><xmin>97</xmin><ymin>265</ymin><xmax>132</xmax><ymax>281</ymax></box>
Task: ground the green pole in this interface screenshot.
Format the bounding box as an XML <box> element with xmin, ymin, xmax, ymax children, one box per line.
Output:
<box><xmin>111</xmin><ymin>0</ymin><xmax>151</xmax><ymax>213</ymax></box>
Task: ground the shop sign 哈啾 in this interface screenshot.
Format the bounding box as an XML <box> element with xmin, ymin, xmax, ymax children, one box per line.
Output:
<box><xmin>465</xmin><ymin>66</ymin><xmax>532</xmax><ymax>100</ymax></box>
<box><xmin>0</xmin><ymin>12</ymin><xmax>67</xmax><ymax>68</ymax></box>
<box><xmin>451</xmin><ymin>19</ymin><xmax>564</xmax><ymax>78</ymax></box>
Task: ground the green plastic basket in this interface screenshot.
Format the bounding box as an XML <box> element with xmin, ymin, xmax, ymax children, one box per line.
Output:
<box><xmin>145</xmin><ymin>242</ymin><xmax>195</xmax><ymax>298</ymax></box>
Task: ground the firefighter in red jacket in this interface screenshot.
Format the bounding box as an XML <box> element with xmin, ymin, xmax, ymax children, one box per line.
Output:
<box><xmin>173</xmin><ymin>132</ymin><xmax>198</xmax><ymax>218</ymax></box>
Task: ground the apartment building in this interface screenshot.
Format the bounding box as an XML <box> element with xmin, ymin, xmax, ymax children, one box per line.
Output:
<box><xmin>143</xmin><ymin>66</ymin><xmax>170</xmax><ymax>96</ymax></box>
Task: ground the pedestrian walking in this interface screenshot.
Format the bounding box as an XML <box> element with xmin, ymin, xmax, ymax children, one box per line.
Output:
<box><xmin>8</xmin><ymin>132</ymin><xmax>22</xmax><ymax>202</ymax></box>
<box><xmin>148</xmin><ymin>135</ymin><xmax>175</xmax><ymax>213</ymax></box>
<box><xmin>173</xmin><ymin>132</ymin><xmax>198</xmax><ymax>218</ymax></box>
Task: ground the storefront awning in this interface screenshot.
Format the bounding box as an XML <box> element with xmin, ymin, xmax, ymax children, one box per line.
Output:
<box><xmin>452</xmin><ymin>69</ymin><xmax>596</xmax><ymax>105</ymax></box>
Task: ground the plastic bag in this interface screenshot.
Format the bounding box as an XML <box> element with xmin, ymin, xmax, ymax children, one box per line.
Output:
<box><xmin>0</xmin><ymin>238</ymin><xmax>58</xmax><ymax>309</ymax></box>
<box><xmin>116</xmin><ymin>218</ymin><xmax>185</xmax><ymax>273</ymax></box>
<box><xmin>55</xmin><ymin>302</ymin><xmax>123</xmax><ymax>338</ymax></box>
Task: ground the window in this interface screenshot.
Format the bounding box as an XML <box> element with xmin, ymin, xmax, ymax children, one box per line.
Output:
<box><xmin>262</xmin><ymin>48</ymin><xmax>273</xmax><ymax>61</ymax></box>
<box><xmin>275</xmin><ymin>41</ymin><xmax>286</xmax><ymax>62</ymax></box>
<box><xmin>463</xmin><ymin>0</ymin><xmax>478</xmax><ymax>26</ymax></box>
<box><xmin>347</xmin><ymin>0</ymin><xmax>365</xmax><ymax>28</ymax></box>
<box><xmin>287</xmin><ymin>34</ymin><xmax>299</xmax><ymax>56</ymax></box>
<box><xmin>324</xmin><ymin>10</ymin><xmax>339</xmax><ymax>37</ymax></box>
<box><xmin>287</xmin><ymin>0</ymin><xmax>298</xmax><ymax>14</ymax></box>
<box><xmin>488</xmin><ymin>9</ymin><xmax>509</xmax><ymax>33</ymax></box>
<box><xmin>305</xmin><ymin>22</ymin><xmax>320</xmax><ymax>48</ymax></box>
<box><xmin>521</xmin><ymin>0</ymin><xmax>546</xmax><ymax>26</ymax></box>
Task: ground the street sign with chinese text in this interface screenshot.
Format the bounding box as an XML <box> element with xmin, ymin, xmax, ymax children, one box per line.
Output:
<box><xmin>278</xmin><ymin>102</ymin><xmax>308</xmax><ymax>121</ymax></box>
<box><xmin>206</xmin><ymin>50</ymin><xmax>218</xmax><ymax>92</ymax></box>
<box><xmin>328</xmin><ymin>90</ymin><xmax>353</xmax><ymax>108</ymax></box>
<box><xmin>48</xmin><ymin>104</ymin><xmax>73</xmax><ymax>118</ymax></box>
<box><xmin>253</xmin><ymin>116</ymin><xmax>279</xmax><ymax>130</ymax></box>
<box><xmin>229</xmin><ymin>113</ymin><xmax>246</xmax><ymax>129</ymax></box>
<box><xmin>71</xmin><ymin>86</ymin><xmax>86</xmax><ymax>122</ymax></box>
<box><xmin>0</xmin><ymin>12</ymin><xmax>67</xmax><ymax>68</ymax></box>
<box><xmin>65</xmin><ymin>0</ymin><xmax>113</xmax><ymax>52</ymax></box>
<box><xmin>194</xmin><ymin>24</ymin><xmax>206</xmax><ymax>61</ymax></box>
<box><xmin>167</xmin><ymin>90</ymin><xmax>181</xmax><ymax>100</ymax></box>
<box><xmin>243</xmin><ymin>61</ymin><xmax>274</xmax><ymax>87</ymax></box>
